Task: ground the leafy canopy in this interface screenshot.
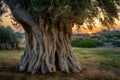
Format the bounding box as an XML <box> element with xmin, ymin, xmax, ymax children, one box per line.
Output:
<box><xmin>3</xmin><ymin>0</ymin><xmax>120</xmax><ymax>28</ymax></box>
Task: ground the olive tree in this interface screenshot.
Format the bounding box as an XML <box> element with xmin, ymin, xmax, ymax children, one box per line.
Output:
<box><xmin>2</xmin><ymin>0</ymin><xmax>120</xmax><ymax>74</ymax></box>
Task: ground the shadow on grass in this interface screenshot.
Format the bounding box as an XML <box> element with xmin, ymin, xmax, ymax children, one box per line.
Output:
<box><xmin>0</xmin><ymin>65</ymin><xmax>16</xmax><ymax>72</ymax></box>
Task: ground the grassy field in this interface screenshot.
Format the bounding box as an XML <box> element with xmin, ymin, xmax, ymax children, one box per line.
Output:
<box><xmin>0</xmin><ymin>48</ymin><xmax>120</xmax><ymax>80</ymax></box>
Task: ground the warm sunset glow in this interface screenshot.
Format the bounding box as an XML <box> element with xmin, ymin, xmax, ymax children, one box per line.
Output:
<box><xmin>72</xmin><ymin>18</ymin><xmax>120</xmax><ymax>34</ymax></box>
<box><xmin>88</xmin><ymin>31</ymin><xmax>92</xmax><ymax>34</ymax></box>
<box><xmin>72</xmin><ymin>23</ymin><xmax>102</xmax><ymax>34</ymax></box>
<box><xmin>1</xmin><ymin>12</ymin><xmax>120</xmax><ymax>33</ymax></box>
<box><xmin>1</xmin><ymin>13</ymin><xmax>13</xmax><ymax>27</ymax></box>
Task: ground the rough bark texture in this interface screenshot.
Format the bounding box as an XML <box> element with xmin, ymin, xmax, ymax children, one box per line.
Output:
<box><xmin>4</xmin><ymin>0</ymin><xmax>81</xmax><ymax>74</ymax></box>
<box><xmin>16</xmin><ymin>19</ymin><xmax>81</xmax><ymax>74</ymax></box>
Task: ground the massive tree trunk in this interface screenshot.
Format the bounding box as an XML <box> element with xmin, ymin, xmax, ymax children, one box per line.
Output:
<box><xmin>17</xmin><ymin>20</ymin><xmax>81</xmax><ymax>74</ymax></box>
<box><xmin>4</xmin><ymin>0</ymin><xmax>81</xmax><ymax>74</ymax></box>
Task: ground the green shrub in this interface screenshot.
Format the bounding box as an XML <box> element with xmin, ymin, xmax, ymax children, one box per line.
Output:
<box><xmin>95</xmin><ymin>40</ymin><xmax>106</xmax><ymax>47</ymax></box>
<box><xmin>72</xmin><ymin>40</ymin><xmax>97</xmax><ymax>48</ymax></box>
<box><xmin>0</xmin><ymin>26</ymin><xmax>23</xmax><ymax>49</ymax></box>
<box><xmin>72</xmin><ymin>30</ymin><xmax>120</xmax><ymax>47</ymax></box>
<box><xmin>112</xmin><ymin>40</ymin><xmax>120</xmax><ymax>47</ymax></box>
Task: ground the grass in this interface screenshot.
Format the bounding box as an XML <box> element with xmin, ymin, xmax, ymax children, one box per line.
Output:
<box><xmin>73</xmin><ymin>48</ymin><xmax>120</xmax><ymax>68</ymax></box>
<box><xmin>0</xmin><ymin>48</ymin><xmax>120</xmax><ymax>80</ymax></box>
<box><xmin>74</xmin><ymin>48</ymin><xmax>120</xmax><ymax>80</ymax></box>
<box><xmin>0</xmin><ymin>49</ymin><xmax>23</xmax><ymax>64</ymax></box>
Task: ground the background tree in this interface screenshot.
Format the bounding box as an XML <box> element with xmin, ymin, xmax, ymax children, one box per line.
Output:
<box><xmin>0</xmin><ymin>26</ymin><xmax>23</xmax><ymax>49</ymax></box>
<box><xmin>2</xmin><ymin>0</ymin><xmax>120</xmax><ymax>74</ymax></box>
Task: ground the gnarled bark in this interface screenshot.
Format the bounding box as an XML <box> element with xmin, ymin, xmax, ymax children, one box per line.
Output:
<box><xmin>4</xmin><ymin>0</ymin><xmax>81</xmax><ymax>74</ymax></box>
<box><xmin>16</xmin><ymin>20</ymin><xmax>81</xmax><ymax>74</ymax></box>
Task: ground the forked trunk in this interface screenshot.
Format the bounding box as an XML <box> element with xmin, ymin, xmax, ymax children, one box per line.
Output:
<box><xmin>17</xmin><ymin>19</ymin><xmax>81</xmax><ymax>74</ymax></box>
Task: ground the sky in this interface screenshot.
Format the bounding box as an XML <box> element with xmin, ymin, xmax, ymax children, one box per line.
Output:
<box><xmin>72</xmin><ymin>19</ymin><xmax>120</xmax><ymax>34</ymax></box>
<box><xmin>1</xmin><ymin>13</ymin><xmax>13</xmax><ymax>27</ymax></box>
<box><xmin>1</xmin><ymin>12</ymin><xmax>120</xmax><ymax>34</ymax></box>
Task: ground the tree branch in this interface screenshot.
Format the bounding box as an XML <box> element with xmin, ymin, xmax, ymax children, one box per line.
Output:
<box><xmin>4</xmin><ymin>0</ymin><xmax>38</xmax><ymax>28</ymax></box>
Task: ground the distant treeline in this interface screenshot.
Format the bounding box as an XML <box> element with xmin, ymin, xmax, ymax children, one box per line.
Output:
<box><xmin>72</xmin><ymin>30</ymin><xmax>120</xmax><ymax>48</ymax></box>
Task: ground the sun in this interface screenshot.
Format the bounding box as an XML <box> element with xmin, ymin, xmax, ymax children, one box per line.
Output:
<box><xmin>88</xmin><ymin>31</ymin><xmax>93</xmax><ymax>36</ymax></box>
<box><xmin>88</xmin><ymin>31</ymin><xmax>92</xmax><ymax>34</ymax></box>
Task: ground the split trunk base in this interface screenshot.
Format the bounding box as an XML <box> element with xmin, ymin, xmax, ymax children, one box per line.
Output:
<box><xmin>16</xmin><ymin>25</ymin><xmax>81</xmax><ymax>74</ymax></box>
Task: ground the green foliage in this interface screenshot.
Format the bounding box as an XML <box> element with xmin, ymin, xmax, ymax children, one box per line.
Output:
<box><xmin>19</xmin><ymin>0</ymin><xmax>120</xmax><ymax>28</ymax></box>
<box><xmin>72</xmin><ymin>40</ymin><xmax>97</xmax><ymax>48</ymax></box>
<box><xmin>112</xmin><ymin>40</ymin><xmax>120</xmax><ymax>47</ymax></box>
<box><xmin>95</xmin><ymin>30</ymin><xmax>120</xmax><ymax>47</ymax></box>
<box><xmin>0</xmin><ymin>26</ymin><xmax>14</xmax><ymax>44</ymax></box>
<box><xmin>0</xmin><ymin>26</ymin><xmax>23</xmax><ymax>49</ymax></box>
<box><xmin>73</xmin><ymin>30</ymin><xmax>120</xmax><ymax>47</ymax></box>
<box><xmin>97</xmin><ymin>30</ymin><xmax>120</xmax><ymax>39</ymax></box>
<box><xmin>95</xmin><ymin>40</ymin><xmax>105</xmax><ymax>47</ymax></box>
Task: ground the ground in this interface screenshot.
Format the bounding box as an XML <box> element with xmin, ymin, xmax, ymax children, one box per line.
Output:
<box><xmin>0</xmin><ymin>48</ymin><xmax>120</xmax><ymax>80</ymax></box>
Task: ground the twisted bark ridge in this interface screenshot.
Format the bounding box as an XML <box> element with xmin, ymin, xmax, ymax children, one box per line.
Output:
<box><xmin>4</xmin><ymin>0</ymin><xmax>81</xmax><ymax>74</ymax></box>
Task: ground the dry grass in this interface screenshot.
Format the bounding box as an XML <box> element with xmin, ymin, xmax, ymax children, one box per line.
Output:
<box><xmin>0</xmin><ymin>48</ymin><xmax>120</xmax><ymax>80</ymax></box>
